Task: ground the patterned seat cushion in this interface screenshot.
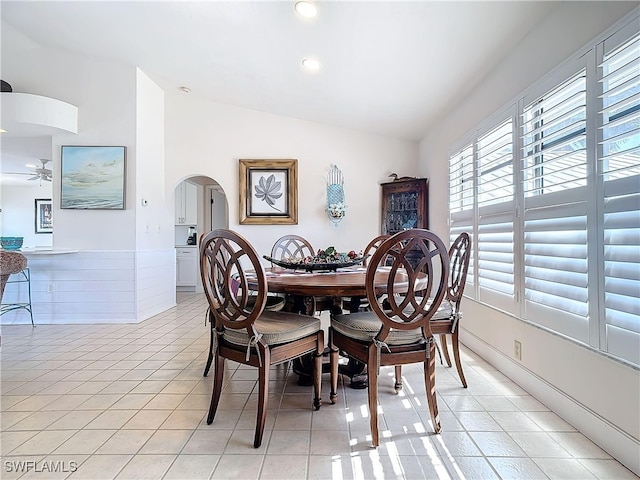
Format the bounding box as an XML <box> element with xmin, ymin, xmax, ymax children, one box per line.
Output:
<box><xmin>382</xmin><ymin>296</ymin><xmax>455</xmax><ymax>322</ymax></box>
<box><xmin>330</xmin><ymin>311</ymin><xmax>425</xmax><ymax>345</ymax></box>
<box><xmin>430</xmin><ymin>299</ymin><xmax>454</xmax><ymax>320</ymax></box>
<box><xmin>243</xmin><ymin>295</ymin><xmax>286</xmax><ymax>312</ymax></box>
<box><xmin>223</xmin><ymin>311</ymin><xmax>320</xmax><ymax>347</ymax></box>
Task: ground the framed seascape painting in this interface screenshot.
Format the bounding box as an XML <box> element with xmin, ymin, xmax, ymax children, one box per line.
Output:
<box><xmin>239</xmin><ymin>159</ymin><xmax>298</xmax><ymax>225</ymax></box>
<box><xmin>60</xmin><ymin>146</ymin><xmax>126</xmax><ymax>209</ymax></box>
<box><xmin>35</xmin><ymin>198</ymin><xmax>53</xmax><ymax>234</ymax></box>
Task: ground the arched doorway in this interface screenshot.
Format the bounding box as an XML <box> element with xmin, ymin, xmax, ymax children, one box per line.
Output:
<box><xmin>174</xmin><ymin>175</ymin><xmax>228</xmax><ymax>294</ymax></box>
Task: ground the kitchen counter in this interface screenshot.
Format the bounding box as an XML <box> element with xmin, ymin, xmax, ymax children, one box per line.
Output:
<box><xmin>14</xmin><ymin>248</ymin><xmax>79</xmax><ymax>255</ymax></box>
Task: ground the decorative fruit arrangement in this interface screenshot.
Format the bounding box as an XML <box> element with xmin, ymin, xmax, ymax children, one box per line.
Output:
<box><xmin>287</xmin><ymin>246</ymin><xmax>361</xmax><ymax>265</ymax></box>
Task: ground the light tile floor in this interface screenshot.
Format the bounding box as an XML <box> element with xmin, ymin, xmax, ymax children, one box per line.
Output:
<box><xmin>1</xmin><ymin>293</ymin><xmax>637</xmax><ymax>480</ymax></box>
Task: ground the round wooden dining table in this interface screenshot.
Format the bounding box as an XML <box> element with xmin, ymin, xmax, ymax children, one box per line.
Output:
<box><xmin>247</xmin><ymin>266</ymin><xmax>428</xmax><ymax>387</ymax></box>
<box><xmin>249</xmin><ymin>266</ymin><xmax>424</xmax><ymax>315</ymax></box>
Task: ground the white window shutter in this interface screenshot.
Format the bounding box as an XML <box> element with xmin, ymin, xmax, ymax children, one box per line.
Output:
<box><xmin>445</xmin><ymin>20</ymin><xmax>639</xmax><ymax>367</ymax></box>
<box><xmin>477</xmin><ymin>120</ymin><xmax>515</xmax><ymax>312</ymax></box>
<box><xmin>520</xmin><ymin>71</ymin><xmax>590</xmax><ymax>342</ymax></box>
<box><xmin>599</xmin><ymin>32</ymin><xmax>640</xmax><ymax>365</ymax></box>
<box><xmin>449</xmin><ymin>144</ymin><xmax>475</xmax><ymax>298</ymax></box>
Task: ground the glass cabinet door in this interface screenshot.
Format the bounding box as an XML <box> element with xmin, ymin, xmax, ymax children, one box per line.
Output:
<box><xmin>381</xmin><ymin>178</ymin><xmax>429</xmax><ymax>235</ymax></box>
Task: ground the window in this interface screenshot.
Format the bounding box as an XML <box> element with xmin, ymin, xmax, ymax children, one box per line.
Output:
<box><xmin>449</xmin><ymin>144</ymin><xmax>474</xmax><ymax>215</ymax></box>
<box><xmin>449</xmin><ymin>145</ymin><xmax>475</xmax><ymax>297</ymax></box>
<box><xmin>476</xmin><ymin>120</ymin><xmax>515</xmax><ymax>312</ymax></box>
<box><xmin>448</xmin><ymin>18</ymin><xmax>640</xmax><ymax>366</ymax></box>
<box><xmin>521</xmin><ymin>71</ymin><xmax>590</xmax><ymax>342</ymax></box>
<box><xmin>599</xmin><ymin>30</ymin><xmax>640</xmax><ymax>364</ymax></box>
<box><xmin>521</xmin><ymin>72</ymin><xmax>588</xmax><ymax>197</ymax></box>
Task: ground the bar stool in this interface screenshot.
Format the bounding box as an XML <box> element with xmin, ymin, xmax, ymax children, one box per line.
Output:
<box><xmin>0</xmin><ymin>251</ymin><xmax>34</xmax><ymax>326</ymax></box>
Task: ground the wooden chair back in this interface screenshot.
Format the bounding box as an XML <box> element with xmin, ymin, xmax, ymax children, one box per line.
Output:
<box><xmin>200</xmin><ymin>229</ymin><xmax>266</xmax><ymax>334</ymax></box>
<box><xmin>366</xmin><ymin>229</ymin><xmax>449</xmax><ymax>341</ymax></box>
<box><xmin>362</xmin><ymin>234</ymin><xmax>390</xmax><ymax>266</ymax></box>
<box><xmin>270</xmin><ymin>234</ymin><xmax>314</xmax><ymax>261</ymax></box>
<box><xmin>447</xmin><ymin>232</ymin><xmax>471</xmax><ymax>312</ymax></box>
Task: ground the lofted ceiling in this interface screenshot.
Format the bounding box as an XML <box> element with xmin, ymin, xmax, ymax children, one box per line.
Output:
<box><xmin>0</xmin><ymin>0</ymin><xmax>558</xmax><ymax>183</ymax></box>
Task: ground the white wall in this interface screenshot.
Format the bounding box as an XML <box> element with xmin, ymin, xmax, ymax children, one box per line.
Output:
<box><xmin>1</xmin><ymin>184</ymin><xmax>53</xmax><ymax>248</ymax></box>
<box><xmin>1</xmin><ymin>135</ymin><xmax>53</xmax><ymax>247</ymax></box>
<box><xmin>1</xmin><ymin>24</ymin><xmax>175</xmax><ymax>324</ymax></box>
<box><xmin>134</xmin><ymin>68</ymin><xmax>176</xmax><ymax>318</ymax></box>
<box><xmin>163</xmin><ymin>92</ymin><xmax>419</xmax><ymax>259</ymax></box>
<box><xmin>420</xmin><ymin>3</ymin><xmax>639</xmax><ymax>475</ymax></box>
<box><xmin>2</xmin><ymin>25</ymin><xmax>138</xmax><ymax>251</ymax></box>
<box><xmin>2</xmin><ymin>20</ymin><xmax>421</xmax><ymax>326</ymax></box>
<box><xmin>135</xmin><ymin>68</ymin><xmax>173</xmax><ymax>251</ymax></box>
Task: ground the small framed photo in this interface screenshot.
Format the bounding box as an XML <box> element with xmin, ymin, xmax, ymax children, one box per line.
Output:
<box><xmin>35</xmin><ymin>198</ymin><xmax>53</xmax><ymax>234</ymax></box>
<box><xmin>60</xmin><ymin>146</ymin><xmax>126</xmax><ymax>209</ymax></box>
<box><xmin>239</xmin><ymin>159</ymin><xmax>298</xmax><ymax>225</ymax></box>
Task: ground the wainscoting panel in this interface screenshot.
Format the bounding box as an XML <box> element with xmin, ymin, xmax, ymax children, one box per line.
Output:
<box><xmin>135</xmin><ymin>248</ymin><xmax>176</xmax><ymax>320</ymax></box>
<box><xmin>2</xmin><ymin>249</ymin><xmax>179</xmax><ymax>325</ymax></box>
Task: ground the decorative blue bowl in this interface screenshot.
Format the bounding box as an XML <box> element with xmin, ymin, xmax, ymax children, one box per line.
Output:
<box><xmin>0</xmin><ymin>237</ymin><xmax>24</xmax><ymax>250</ymax></box>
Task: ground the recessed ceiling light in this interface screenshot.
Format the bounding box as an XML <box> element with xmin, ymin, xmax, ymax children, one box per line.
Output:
<box><xmin>302</xmin><ymin>58</ymin><xmax>320</xmax><ymax>72</ymax></box>
<box><xmin>295</xmin><ymin>1</ymin><xmax>317</xmax><ymax>18</ymax></box>
<box><xmin>179</xmin><ymin>86</ymin><xmax>191</xmax><ymax>94</ymax></box>
<box><xmin>0</xmin><ymin>128</ymin><xmax>6</xmax><ymax>133</ymax></box>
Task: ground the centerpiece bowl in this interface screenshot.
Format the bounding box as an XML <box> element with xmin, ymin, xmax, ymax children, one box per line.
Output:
<box><xmin>264</xmin><ymin>246</ymin><xmax>367</xmax><ymax>273</ymax></box>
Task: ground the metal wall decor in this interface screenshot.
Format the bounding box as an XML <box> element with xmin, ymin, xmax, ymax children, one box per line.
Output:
<box><xmin>326</xmin><ymin>164</ymin><xmax>346</xmax><ymax>225</ymax></box>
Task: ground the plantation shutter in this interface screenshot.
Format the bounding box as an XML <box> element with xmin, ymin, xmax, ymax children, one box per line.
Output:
<box><xmin>599</xmin><ymin>32</ymin><xmax>640</xmax><ymax>365</ymax></box>
<box><xmin>520</xmin><ymin>71</ymin><xmax>590</xmax><ymax>342</ymax></box>
<box><xmin>449</xmin><ymin>144</ymin><xmax>475</xmax><ymax>298</ymax></box>
<box><xmin>476</xmin><ymin>119</ymin><xmax>515</xmax><ymax>312</ymax></box>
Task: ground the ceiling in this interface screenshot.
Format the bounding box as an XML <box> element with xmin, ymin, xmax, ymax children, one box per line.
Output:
<box><xmin>0</xmin><ymin>0</ymin><xmax>557</xmax><ymax>183</ymax></box>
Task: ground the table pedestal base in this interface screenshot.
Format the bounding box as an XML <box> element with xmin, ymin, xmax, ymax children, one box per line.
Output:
<box><xmin>292</xmin><ymin>350</ymin><xmax>367</xmax><ymax>389</ymax></box>
<box><xmin>285</xmin><ymin>293</ymin><xmax>369</xmax><ymax>389</ymax></box>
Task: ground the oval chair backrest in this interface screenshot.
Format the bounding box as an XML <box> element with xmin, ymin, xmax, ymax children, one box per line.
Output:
<box><xmin>447</xmin><ymin>232</ymin><xmax>471</xmax><ymax>312</ymax></box>
<box><xmin>365</xmin><ymin>229</ymin><xmax>449</xmax><ymax>341</ymax></box>
<box><xmin>200</xmin><ymin>229</ymin><xmax>267</xmax><ymax>332</ymax></box>
<box><xmin>270</xmin><ymin>235</ymin><xmax>314</xmax><ymax>262</ymax></box>
<box><xmin>362</xmin><ymin>234</ymin><xmax>390</xmax><ymax>267</ymax></box>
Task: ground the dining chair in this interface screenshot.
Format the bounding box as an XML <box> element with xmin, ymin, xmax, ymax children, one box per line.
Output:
<box><xmin>200</xmin><ymin>229</ymin><xmax>324</xmax><ymax>448</ymax></box>
<box><xmin>270</xmin><ymin>234</ymin><xmax>315</xmax><ymax>261</ymax></box>
<box><xmin>329</xmin><ymin>229</ymin><xmax>450</xmax><ymax>446</ymax></box>
<box><xmin>270</xmin><ymin>234</ymin><xmax>335</xmax><ymax>314</ymax></box>
<box><xmin>392</xmin><ymin>231</ymin><xmax>471</xmax><ymax>390</ymax></box>
<box><xmin>201</xmin><ymin>231</ymin><xmax>285</xmax><ymax>377</ymax></box>
<box><xmin>431</xmin><ymin>231</ymin><xmax>471</xmax><ymax>386</ymax></box>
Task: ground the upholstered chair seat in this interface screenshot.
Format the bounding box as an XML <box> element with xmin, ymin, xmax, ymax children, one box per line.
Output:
<box><xmin>223</xmin><ymin>311</ymin><xmax>320</xmax><ymax>347</ymax></box>
<box><xmin>331</xmin><ymin>311</ymin><xmax>424</xmax><ymax>345</ymax></box>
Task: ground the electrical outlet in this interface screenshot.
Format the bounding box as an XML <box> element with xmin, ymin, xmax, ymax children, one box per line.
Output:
<box><xmin>514</xmin><ymin>340</ymin><xmax>522</xmax><ymax>361</ymax></box>
<box><xmin>46</xmin><ymin>283</ymin><xmax>54</xmax><ymax>294</ymax></box>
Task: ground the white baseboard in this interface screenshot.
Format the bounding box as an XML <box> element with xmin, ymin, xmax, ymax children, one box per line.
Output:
<box><xmin>461</xmin><ymin>329</ymin><xmax>640</xmax><ymax>476</ymax></box>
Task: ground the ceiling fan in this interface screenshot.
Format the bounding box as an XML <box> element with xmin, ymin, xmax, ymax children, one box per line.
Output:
<box><xmin>4</xmin><ymin>159</ymin><xmax>53</xmax><ymax>183</ymax></box>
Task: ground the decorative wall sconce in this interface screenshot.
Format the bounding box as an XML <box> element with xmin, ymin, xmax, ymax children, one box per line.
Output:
<box><xmin>326</xmin><ymin>164</ymin><xmax>346</xmax><ymax>226</ymax></box>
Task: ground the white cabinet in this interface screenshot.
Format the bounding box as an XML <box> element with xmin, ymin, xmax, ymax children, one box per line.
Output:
<box><xmin>175</xmin><ymin>181</ymin><xmax>198</xmax><ymax>225</ymax></box>
<box><xmin>176</xmin><ymin>247</ymin><xmax>198</xmax><ymax>287</ymax></box>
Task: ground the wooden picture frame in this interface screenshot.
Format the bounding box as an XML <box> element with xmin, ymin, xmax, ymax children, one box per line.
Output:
<box><xmin>239</xmin><ymin>159</ymin><xmax>298</xmax><ymax>225</ymax></box>
<box><xmin>35</xmin><ymin>198</ymin><xmax>53</xmax><ymax>234</ymax></box>
<box><xmin>60</xmin><ymin>146</ymin><xmax>126</xmax><ymax>209</ymax></box>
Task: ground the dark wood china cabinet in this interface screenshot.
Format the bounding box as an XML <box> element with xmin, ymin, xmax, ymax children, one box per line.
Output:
<box><xmin>380</xmin><ymin>178</ymin><xmax>429</xmax><ymax>235</ymax></box>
